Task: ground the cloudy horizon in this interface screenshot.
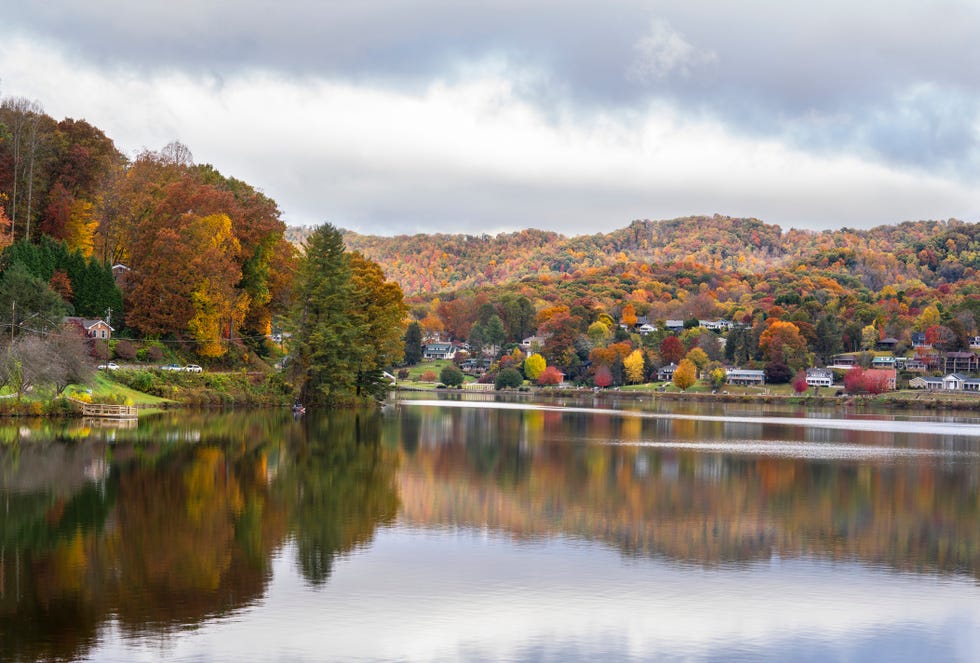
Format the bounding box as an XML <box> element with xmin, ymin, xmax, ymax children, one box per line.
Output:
<box><xmin>3</xmin><ymin>1</ymin><xmax>979</xmax><ymax>236</ymax></box>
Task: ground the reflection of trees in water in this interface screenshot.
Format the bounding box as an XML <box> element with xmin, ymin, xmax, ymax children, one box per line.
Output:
<box><xmin>289</xmin><ymin>411</ymin><xmax>399</xmax><ymax>586</ymax></box>
<box><xmin>397</xmin><ymin>405</ymin><xmax>980</xmax><ymax>579</ymax></box>
<box><xmin>0</xmin><ymin>415</ymin><xmax>298</xmax><ymax>662</ymax></box>
<box><xmin>0</xmin><ymin>409</ymin><xmax>404</xmax><ymax>661</ymax></box>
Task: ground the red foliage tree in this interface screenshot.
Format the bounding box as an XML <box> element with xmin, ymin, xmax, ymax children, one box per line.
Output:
<box><xmin>792</xmin><ymin>371</ymin><xmax>809</xmax><ymax>394</ymax></box>
<box><xmin>537</xmin><ymin>365</ymin><xmax>564</xmax><ymax>385</ymax></box>
<box><xmin>660</xmin><ymin>335</ymin><xmax>685</xmax><ymax>364</ymax></box>
<box><xmin>594</xmin><ymin>364</ymin><xmax>613</xmax><ymax>388</ymax></box>
<box><xmin>843</xmin><ymin>368</ymin><xmax>865</xmax><ymax>393</ymax></box>
<box><xmin>844</xmin><ymin>368</ymin><xmax>890</xmax><ymax>394</ymax></box>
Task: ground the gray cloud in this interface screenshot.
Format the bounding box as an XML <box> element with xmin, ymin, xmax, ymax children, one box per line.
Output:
<box><xmin>4</xmin><ymin>2</ymin><xmax>979</xmax><ymax>234</ymax></box>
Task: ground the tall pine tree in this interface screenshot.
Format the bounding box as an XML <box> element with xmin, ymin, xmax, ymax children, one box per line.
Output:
<box><xmin>290</xmin><ymin>224</ymin><xmax>361</xmax><ymax>405</ymax></box>
<box><xmin>289</xmin><ymin>224</ymin><xmax>406</xmax><ymax>406</ymax></box>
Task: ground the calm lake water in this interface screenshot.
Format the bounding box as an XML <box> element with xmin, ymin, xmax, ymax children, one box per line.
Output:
<box><xmin>1</xmin><ymin>394</ymin><xmax>979</xmax><ymax>662</ymax></box>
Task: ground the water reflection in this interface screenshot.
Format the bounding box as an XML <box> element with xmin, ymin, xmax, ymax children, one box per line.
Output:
<box><xmin>0</xmin><ymin>410</ymin><xmax>396</xmax><ymax>662</ymax></box>
<box><xmin>395</xmin><ymin>401</ymin><xmax>980</xmax><ymax>575</ymax></box>
<box><xmin>0</xmin><ymin>402</ymin><xmax>977</xmax><ymax>661</ymax></box>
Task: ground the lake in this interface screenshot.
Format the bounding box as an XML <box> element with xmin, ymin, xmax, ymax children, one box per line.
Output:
<box><xmin>1</xmin><ymin>394</ymin><xmax>978</xmax><ymax>662</ymax></box>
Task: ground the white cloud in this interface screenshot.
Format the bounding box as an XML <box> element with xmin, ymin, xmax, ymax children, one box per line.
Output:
<box><xmin>627</xmin><ymin>18</ymin><xmax>717</xmax><ymax>82</ymax></box>
<box><xmin>1</xmin><ymin>36</ymin><xmax>975</xmax><ymax>235</ymax></box>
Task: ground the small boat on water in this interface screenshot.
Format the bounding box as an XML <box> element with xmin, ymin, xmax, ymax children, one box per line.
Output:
<box><xmin>292</xmin><ymin>403</ymin><xmax>306</xmax><ymax>416</ymax></box>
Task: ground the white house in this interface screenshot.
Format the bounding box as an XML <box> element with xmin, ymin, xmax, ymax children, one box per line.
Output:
<box><xmin>726</xmin><ymin>368</ymin><xmax>765</xmax><ymax>385</ymax></box>
<box><xmin>943</xmin><ymin>373</ymin><xmax>968</xmax><ymax>391</ymax></box>
<box><xmin>423</xmin><ymin>342</ymin><xmax>456</xmax><ymax>360</ymax></box>
<box><xmin>636</xmin><ymin>323</ymin><xmax>658</xmax><ymax>335</ymax></box>
<box><xmin>521</xmin><ymin>335</ymin><xmax>547</xmax><ymax>352</ymax></box>
<box><xmin>806</xmin><ymin>368</ymin><xmax>834</xmax><ymax>387</ymax></box>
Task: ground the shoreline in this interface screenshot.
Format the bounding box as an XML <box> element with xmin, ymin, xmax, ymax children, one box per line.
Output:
<box><xmin>397</xmin><ymin>385</ymin><xmax>980</xmax><ymax>412</ymax></box>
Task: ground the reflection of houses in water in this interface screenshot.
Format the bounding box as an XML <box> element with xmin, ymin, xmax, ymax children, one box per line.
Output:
<box><xmin>694</xmin><ymin>455</ymin><xmax>725</xmax><ymax>482</ymax></box>
<box><xmin>83</xmin><ymin>458</ymin><xmax>109</xmax><ymax>483</ymax></box>
<box><xmin>633</xmin><ymin>454</ymin><xmax>649</xmax><ymax>477</ymax></box>
<box><xmin>163</xmin><ymin>429</ymin><xmax>202</xmax><ymax>443</ymax></box>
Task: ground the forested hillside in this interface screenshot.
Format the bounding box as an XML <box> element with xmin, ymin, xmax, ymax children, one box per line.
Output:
<box><xmin>286</xmin><ymin>215</ymin><xmax>976</xmax><ymax>297</ymax></box>
<box><xmin>0</xmin><ymin>97</ymin><xmax>296</xmax><ymax>358</ymax></box>
<box><xmin>307</xmin><ymin>216</ymin><xmax>980</xmax><ymax>388</ymax></box>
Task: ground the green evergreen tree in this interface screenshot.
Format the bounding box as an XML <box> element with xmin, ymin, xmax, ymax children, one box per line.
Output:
<box><xmin>814</xmin><ymin>314</ymin><xmax>843</xmax><ymax>364</ymax></box>
<box><xmin>403</xmin><ymin>321</ymin><xmax>423</xmax><ymax>365</ymax></box>
<box><xmin>289</xmin><ymin>224</ymin><xmax>362</xmax><ymax>406</ymax></box>
<box><xmin>485</xmin><ymin>314</ymin><xmax>506</xmax><ymax>349</ymax></box>
<box><xmin>0</xmin><ymin>263</ymin><xmax>68</xmax><ymax>334</ymax></box>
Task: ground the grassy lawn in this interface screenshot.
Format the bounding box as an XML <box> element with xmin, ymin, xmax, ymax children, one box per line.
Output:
<box><xmin>398</xmin><ymin>360</ymin><xmax>480</xmax><ymax>388</ymax></box>
<box><xmin>65</xmin><ymin>371</ymin><xmax>172</xmax><ymax>406</ymax></box>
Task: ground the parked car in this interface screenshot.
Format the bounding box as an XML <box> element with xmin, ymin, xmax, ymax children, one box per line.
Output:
<box><xmin>160</xmin><ymin>363</ymin><xmax>183</xmax><ymax>371</ymax></box>
<box><xmin>97</xmin><ymin>361</ymin><xmax>119</xmax><ymax>371</ymax></box>
<box><xmin>185</xmin><ymin>364</ymin><xmax>203</xmax><ymax>373</ymax></box>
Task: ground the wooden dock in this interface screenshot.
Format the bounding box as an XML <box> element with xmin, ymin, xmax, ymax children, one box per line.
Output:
<box><xmin>68</xmin><ymin>398</ymin><xmax>139</xmax><ymax>420</ymax></box>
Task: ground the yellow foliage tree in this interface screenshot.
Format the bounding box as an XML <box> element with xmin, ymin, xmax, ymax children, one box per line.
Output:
<box><xmin>524</xmin><ymin>353</ymin><xmax>546</xmax><ymax>380</ymax></box>
<box><xmin>63</xmin><ymin>198</ymin><xmax>99</xmax><ymax>257</ymax></box>
<box><xmin>624</xmin><ymin>349</ymin><xmax>645</xmax><ymax>384</ymax></box>
<box><xmin>186</xmin><ymin>214</ymin><xmax>246</xmax><ymax>357</ymax></box>
<box><xmin>672</xmin><ymin>358</ymin><xmax>697</xmax><ymax>391</ymax></box>
<box><xmin>685</xmin><ymin>347</ymin><xmax>709</xmax><ymax>371</ymax></box>
<box><xmin>916</xmin><ymin>305</ymin><xmax>941</xmax><ymax>331</ymax></box>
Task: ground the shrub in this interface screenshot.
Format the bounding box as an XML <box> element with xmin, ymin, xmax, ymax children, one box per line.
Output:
<box><xmin>764</xmin><ymin>361</ymin><xmax>793</xmax><ymax>384</ymax></box>
<box><xmin>440</xmin><ymin>365</ymin><xmax>465</xmax><ymax>388</ymax></box>
<box><xmin>114</xmin><ymin>339</ymin><xmax>137</xmax><ymax>361</ymax></box>
<box><xmin>397</xmin><ymin>368</ymin><xmax>410</xmax><ymax>380</ymax></box>
<box><xmin>495</xmin><ymin>367</ymin><xmax>523</xmax><ymax>390</ymax></box>
<box><xmin>793</xmin><ymin>371</ymin><xmax>809</xmax><ymax>394</ymax></box>
<box><xmin>420</xmin><ymin>370</ymin><xmax>438</xmax><ymax>382</ymax></box>
<box><xmin>594</xmin><ymin>365</ymin><xmax>614</xmax><ymax>388</ymax></box>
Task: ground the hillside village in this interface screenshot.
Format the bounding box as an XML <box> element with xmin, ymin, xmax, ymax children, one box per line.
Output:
<box><xmin>416</xmin><ymin>315</ymin><xmax>980</xmax><ymax>396</ymax></box>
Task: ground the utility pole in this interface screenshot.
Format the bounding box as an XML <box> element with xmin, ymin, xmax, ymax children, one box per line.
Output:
<box><xmin>104</xmin><ymin>308</ymin><xmax>112</xmax><ymax>371</ymax></box>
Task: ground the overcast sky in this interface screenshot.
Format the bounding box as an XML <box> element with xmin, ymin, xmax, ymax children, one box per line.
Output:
<box><xmin>3</xmin><ymin>1</ymin><xmax>979</xmax><ymax>235</ymax></box>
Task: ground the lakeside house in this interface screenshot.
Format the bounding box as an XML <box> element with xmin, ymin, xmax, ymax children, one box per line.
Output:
<box><xmin>657</xmin><ymin>363</ymin><xmax>679</xmax><ymax>381</ymax></box>
<box><xmin>830</xmin><ymin>355</ymin><xmax>858</xmax><ymax>369</ymax></box>
<box><xmin>806</xmin><ymin>368</ymin><xmax>834</xmax><ymax>387</ymax></box>
<box><xmin>943</xmin><ymin>352</ymin><xmax>979</xmax><ymax>374</ymax></box>
<box><xmin>871</xmin><ymin>355</ymin><xmax>896</xmax><ymax>369</ymax></box>
<box><xmin>862</xmin><ymin>368</ymin><xmax>897</xmax><ymax>391</ymax></box>
<box><xmin>875</xmin><ymin>337</ymin><xmax>900</xmax><ymax>351</ymax></box>
<box><xmin>423</xmin><ymin>342</ymin><xmax>456</xmax><ymax>360</ymax></box>
<box><xmin>65</xmin><ymin>316</ymin><xmax>113</xmax><ymax>341</ymax></box>
<box><xmin>909</xmin><ymin>376</ymin><xmax>944</xmax><ymax>390</ymax></box>
<box><xmin>908</xmin><ymin>373</ymin><xmax>980</xmax><ymax>391</ymax></box>
<box><xmin>726</xmin><ymin>368</ymin><xmax>765</xmax><ymax>386</ymax></box>
<box><xmin>942</xmin><ymin>373</ymin><xmax>980</xmax><ymax>392</ymax></box>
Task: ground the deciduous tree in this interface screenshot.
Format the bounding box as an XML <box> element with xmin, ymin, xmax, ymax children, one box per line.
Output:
<box><xmin>672</xmin><ymin>359</ymin><xmax>697</xmax><ymax>390</ymax></box>
<box><xmin>524</xmin><ymin>353</ymin><xmax>546</xmax><ymax>380</ymax></box>
<box><xmin>623</xmin><ymin>349</ymin><xmax>645</xmax><ymax>384</ymax></box>
<box><xmin>537</xmin><ymin>365</ymin><xmax>563</xmax><ymax>385</ymax></box>
<box><xmin>659</xmin><ymin>335</ymin><xmax>685</xmax><ymax>364</ymax></box>
<box><xmin>758</xmin><ymin>320</ymin><xmax>808</xmax><ymax>370</ymax></box>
